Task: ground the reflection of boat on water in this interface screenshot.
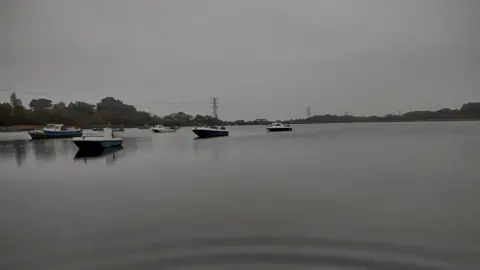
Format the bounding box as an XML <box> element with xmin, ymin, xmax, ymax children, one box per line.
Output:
<box><xmin>74</xmin><ymin>145</ymin><xmax>123</xmax><ymax>159</ymax></box>
<box><xmin>193</xmin><ymin>135</ymin><xmax>228</xmax><ymax>160</ymax></box>
<box><xmin>74</xmin><ymin>145</ymin><xmax>123</xmax><ymax>165</ymax></box>
<box><xmin>29</xmin><ymin>124</ymin><xmax>82</xmax><ymax>139</ymax></box>
<box><xmin>0</xmin><ymin>140</ymin><xmax>28</xmax><ymax>167</ymax></box>
<box><xmin>31</xmin><ymin>139</ymin><xmax>56</xmax><ymax>160</ymax></box>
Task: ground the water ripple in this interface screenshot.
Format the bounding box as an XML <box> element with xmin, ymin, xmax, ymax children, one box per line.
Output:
<box><xmin>13</xmin><ymin>236</ymin><xmax>477</xmax><ymax>270</ymax></box>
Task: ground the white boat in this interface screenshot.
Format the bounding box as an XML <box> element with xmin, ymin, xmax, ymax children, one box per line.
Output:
<box><xmin>72</xmin><ymin>127</ymin><xmax>123</xmax><ymax>152</ymax></box>
<box><xmin>192</xmin><ymin>126</ymin><xmax>229</xmax><ymax>138</ymax></box>
<box><xmin>266</xmin><ymin>122</ymin><xmax>293</xmax><ymax>132</ymax></box>
<box><xmin>152</xmin><ymin>125</ymin><xmax>176</xmax><ymax>133</ymax></box>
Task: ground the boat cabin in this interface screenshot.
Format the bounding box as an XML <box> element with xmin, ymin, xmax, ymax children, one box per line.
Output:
<box><xmin>43</xmin><ymin>124</ymin><xmax>65</xmax><ymax>131</ymax></box>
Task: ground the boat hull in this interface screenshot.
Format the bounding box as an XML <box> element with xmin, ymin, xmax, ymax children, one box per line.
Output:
<box><xmin>153</xmin><ymin>129</ymin><xmax>175</xmax><ymax>133</ymax></box>
<box><xmin>192</xmin><ymin>129</ymin><xmax>229</xmax><ymax>138</ymax></box>
<box><xmin>75</xmin><ymin>145</ymin><xmax>123</xmax><ymax>158</ymax></box>
<box><xmin>29</xmin><ymin>130</ymin><xmax>83</xmax><ymax>139</ymax></box>
<box><xmin>72</xmin><ymin>139</ymin><xmax>123</xmax><ymax>152</ymax></box>
<box><xmin>267</xmin><ymin>127</ymin><xmax>293</xmax><ymax>132</ymax></box>
<box><xmin>43</xmin><ymin>130</ymin><xmax>83</xmax><ymax>136</ymax></box>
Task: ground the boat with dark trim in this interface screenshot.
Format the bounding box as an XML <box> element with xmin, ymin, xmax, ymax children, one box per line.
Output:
<box><xmin>72</xmin><ymin>127</ymin><xmax>122</xmax><ymax>152</ymax></box>
<box><xmin>266</xmin><ymin>122</ymin><xmax>293</xmax><ymax>132</ymax></box>
<box><xmin>192</xmin><ymin>126</ymin><xmax>229</xmax><ymax>138</ymax></box>
<box><xmin>29</xmin><ymin>124</ymin><xmax>82</xmax><ymax>139</ymax></box>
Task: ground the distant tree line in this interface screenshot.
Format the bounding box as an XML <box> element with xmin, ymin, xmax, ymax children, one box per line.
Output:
<box><xmin>1</xmin><ymin>93</ymin><xmax>480</xmax><ymax>128</ymax></box>
<box><xmin>286</xmin><ymin>103</ymin><xmax>480</xmax><ymax>124</ymax></box>
<box><xmin>222</xmin><ymin>103</ymin><xmax>480</xmax><ymax>125</ymax></box>
<box><xmin>0</xmin><ymin>94</ymin><xmax>222</xmax><ymax>128</ymax></box>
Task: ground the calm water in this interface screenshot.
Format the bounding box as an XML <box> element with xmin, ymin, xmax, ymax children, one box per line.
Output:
<box><xmin>1</xmin><ymin>122</ymin><xmax>480</xmax><ymax>270</ymax></box>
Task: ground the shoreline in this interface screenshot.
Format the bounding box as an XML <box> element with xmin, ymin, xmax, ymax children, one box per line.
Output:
<box><xmin>1</xmin><ymin>118</ymin><xmax>479</xmax><ymax>133</ymax></box>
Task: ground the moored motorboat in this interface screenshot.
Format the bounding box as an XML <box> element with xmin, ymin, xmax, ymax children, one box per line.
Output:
<box><xmin>266</xmin><ymin>122</ymin><xmax>292</xmax><ymax>132</ymax></box>
<box><xmin>152</xmin><ymin>125</ymin><xmax>176</xmax><ymax>133</ymax></box>
<box><xmin>29</xmin><ymin>124</ymin><xmax>82</xmax><ymax>139</ymax></box>
<box><xmin>72</xmin><ymin>127</ymin><xmax>123</xmax><ymax>152</ymax></box>
<box><xmin>192</xmin><ymin>126</ymin><xmax>229</xmax><ymax>138</ymax></box>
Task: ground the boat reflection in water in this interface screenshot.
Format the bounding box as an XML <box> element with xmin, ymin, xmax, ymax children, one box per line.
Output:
<box><xmin>74</xmin><ymin>145</ymin><xmax>124</xmax><ymax>165</ymax></box>
<box><xmin>193</xmin><ymin>136</ymin><xmax>229</xmax><ymax>161</ymax></box>
<box><xmin>0</xmin><ymin>140</ymin><xmax>28</xmax><ymax>167</ymax></box>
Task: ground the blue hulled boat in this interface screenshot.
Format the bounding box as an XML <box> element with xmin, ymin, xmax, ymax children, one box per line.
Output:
<box><xmin>29</xmin><ymin>124</ymin><xmax>82</xmax><ymax>139</ymax></box>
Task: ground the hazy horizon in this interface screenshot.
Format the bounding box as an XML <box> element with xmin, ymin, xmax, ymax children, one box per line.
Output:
<box><xmin>1</xmin><ymin>0</ymin><xmax>479</xmax><ymax>121</ymax></box>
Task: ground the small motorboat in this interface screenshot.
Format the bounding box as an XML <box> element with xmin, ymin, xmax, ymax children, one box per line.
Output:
<box><xmin>72</xmin><ymin>127</ymin><xmax>123</xmax><ymax>152</ymax></box>
<box><xmin>152</xmin><ymin>125</ymin><xmax>176</xmax><ymax>133</ymax></box>
<box><xmin>29</xmin><ymin>124</ymin><xmax>82</xmax><ymax>139</ymax></box>
<box><xmin>192</xmin><ymin>126</ymin><xmax>229</xmax><ymax>138</ymax></box>
<box><xmin>266</xmin><ymin>122</ymin><xmax>293</xmax><ymax>132</ymax></box>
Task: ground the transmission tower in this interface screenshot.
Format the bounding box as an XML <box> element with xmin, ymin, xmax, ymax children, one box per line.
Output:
<box><xmin>212</xmin><ymin>97</ymin><xmax>218</xmax><ymax>118</ymax></box>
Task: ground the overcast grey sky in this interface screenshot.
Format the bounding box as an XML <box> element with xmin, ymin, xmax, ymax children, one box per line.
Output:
<box><xmin>0</xmin><ymin>0</ymin><xmax>479</xmax><ymax>120</ymax></box>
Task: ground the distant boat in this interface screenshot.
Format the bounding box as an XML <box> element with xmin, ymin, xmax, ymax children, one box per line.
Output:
<box><xmin>93</xmin><ymin>126</ymin><xmax>123</xmax><ymax>132</ymax></box>
<box><xmin>29</xmin><ymin>124</ymin><xmax>82</xmax><ymax>139</ymax></box>
<box><xmin>266</xmin><ymin>122</ymin><xmax>292</xmax><ymax>132</ymax></box>
<box><xmin>152</xmin><ymin>125</ymin><xmax>176</xmax><ymax>133</ymax></box>
<box><xmin>72</xmin><ymin>127</ymin><xmax>123</xmax><ymax>152</ymax></box>
<box><xmin>192</xmin><ymin>126</ymin><xmax>229</xmax><ymax>138</ymax></box>
<box><xmin>137</xmin><ymin>124</ymin><xmax>150</xmax><ymax>130</ymax></box>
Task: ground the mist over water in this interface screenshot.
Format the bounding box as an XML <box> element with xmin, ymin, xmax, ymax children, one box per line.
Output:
<box><xmin>1</xmin><ymin>122</ymin><xmax>480</xmax><ymax>269</ymax></box>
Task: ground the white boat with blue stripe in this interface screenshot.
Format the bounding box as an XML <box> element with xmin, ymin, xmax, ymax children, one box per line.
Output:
<box><xmin>29</xmin><ymin>124</ymin><xmax>82</xmax><ymax>139</ymax></box>
<box><xmin>72</xmin><ymin>127</ymin><xmax>123</xmax><ymax>152</ymax></box>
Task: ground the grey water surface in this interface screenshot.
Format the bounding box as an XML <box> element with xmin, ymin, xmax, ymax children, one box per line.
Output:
<box><xmin>1</xmin><ymin>122</ymin><xmax>480</xmax><ymax>270</ymax></box>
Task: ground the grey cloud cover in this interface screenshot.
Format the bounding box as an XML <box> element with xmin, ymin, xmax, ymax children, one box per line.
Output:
<box><xmin>1</xmin><ymin>0</ymin><xmax>479</xmax><ymax>120</ymax></box>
